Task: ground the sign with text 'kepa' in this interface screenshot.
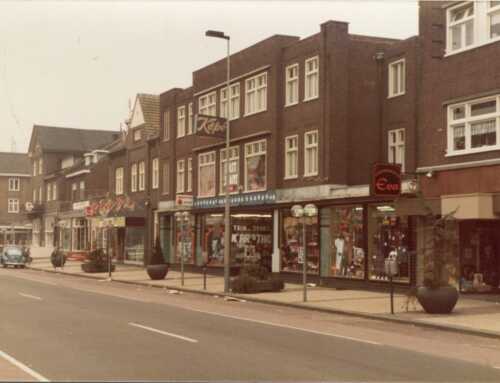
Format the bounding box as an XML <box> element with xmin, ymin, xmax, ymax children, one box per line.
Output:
<box><xmin>195</xmin><ymin>114</ymin><xmax>227</xmax><ymax>138</ymax></box>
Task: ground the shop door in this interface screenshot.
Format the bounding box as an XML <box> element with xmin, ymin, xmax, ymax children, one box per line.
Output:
<box><xmin>160</xmin><ymin>216</ymin><xmax>172</xmax><ymax>263</ymax></box>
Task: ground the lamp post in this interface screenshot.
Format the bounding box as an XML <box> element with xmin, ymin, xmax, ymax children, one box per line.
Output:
<box><xmin>291</xmin><ymin>203</ymin><xmax>318</xmax><ymax>302</ymax></box>
<box><xmin>206</xmin><ymin>29</ymin><xmax>231</xmax><ymax>294</ymax></box>
<box><xmin>175</xmin><ymin>211</ymin><xmax>190</xmax><ymax>286</ymax></box>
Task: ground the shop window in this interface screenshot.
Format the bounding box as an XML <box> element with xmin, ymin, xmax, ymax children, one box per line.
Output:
<box><xmin>367</xmin><ymin>204</ymin><xmax>414</xmax><ymax>284</ymax></box>
<box><xmin>198</xmin><ymin>151</ymin><xmax>216</xmax><ymax>197</ymax></box>
<box><xmin>220</xmin><ymin>146</ymin><xmax>239</xmax><ymax>194</ymax></box>
<box><xmin>321</xmin><ymin>205</ymin><xmax>365</xmax><ymax>279</ymax></box>
<box><xmin>281</xmin><ymin>209</ymin><xmax>320</xmax><ymax>274</ymax></box>
<box><xmin>244</xmin><ymin>140</ymin><xmax>266</xmax><ymax>192</ymax></box>
<box><xmin>72</xmin><ymin>218</ymin><xmax>88</xmax><ymax>251</ymax></box>
<box><xmin>125</xmin><ymin>226</ymin><xmax>144</xmax><ymax>263</ymax></box>
<box><xmin>174</xmin><ymin>214</ymin><xmax>195</xmax><ymax>264</ymax></box>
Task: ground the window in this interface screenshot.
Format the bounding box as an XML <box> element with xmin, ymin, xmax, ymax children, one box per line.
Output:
<box><xmin>198</xmin><ymin>151</ymin><xmax>216</xmax><ymax>197</ymax></box>
<box><xmin>448</xmin><ymin>96</ymin><xmax>500</xmax><ymax>155</ymax></box>
<box><xmin>79</xmin><ymin>181</ymin><xmax>85</xmax><ymax>200</ymax></box>
<box><xmin>138</xmin><ymin>161</ymin><xmax>145</xmax><ymax>191</ymax></box>
<box><xmin>8</xmin><ymin>178</ymin><xmax>20</xmax><ymax>192</ymax></box>
<box><xmin>388</xmin><ymin>59</ymin><xmax>406</xmax><ymax>98</ymax></box>
<box><xmin>162</xmin><ymin>160</ymin><xmax>170</xmax><ymax>195</ymax></box>
<box><xmin>388</xmin><ymin>129</ymin><xmax>405</xmax><ymax>172</ymax></box>
<box><xmin>115</xmin><ymin>167</ymin><xmax>124</xmax><ymax>195</ymax></box>
<box><xmin>220</xmin><ymin>84</ymin><xmax>240</xmax><ymax>120</ymax></box>
<box><xmin>304</xmin><ymin>131</ymin><xmax>319</xmax><ymax>176</ymax></box>
<box><xmin>187</xmin><ymin>157</ymin><xmax>192</xmax><ymax>192</ymax></box>
<box><xmin>187</xmin><ymin>103</ymin><xmax>194</xmax><ymax>135</ymax></box>
<box><xmin>177</xmin><ymin>106</ymin><xmax>186</xmax><ymax>138</ymax></box>
<box><xmin>244</xmin><ymin>140</ymin><xmax>266</xmax><ymax>191</ymax></box>
<box><xmin>489</xmin><ymin>1</ymin><xmax>500</xmax><ymax>38</ymax></box>
<box><xmin>163</xmin><ymin>109</ymin><xmax>170</xmax><ymax>141</ymax></box>
<box><xmin>8</xmin><ymin>199</ymin><xmax>19</xmax><ymax>213</ymax></box>
<box><xmin>285</xmin><ymin>64</ymin><xmax>299</xmax><ymax>106</ymax></box>
<box><xmin>131</xmin><ymin>163</ymin><xmax>138</xmax><ymax>192</ymax></box>
<box><xmin>304</xmin><ymin>56</ymin><xmax>319</xmax><ymax>101</ymax></box>
<box><xmin>199</xmin><ymin>92</ymin><xmax>216</xmax><ymax>116</ymax></box>
<box><xmin>447</xmin><ymin>2</ymin><xmax>475</xmax><ymax>52</ymax></box>
<box><xmin>284</xmin><ymin>135</ymin><xmax>298</xmax><ymax>179</ymax></box>
<box><xmin>33</xmin><ymin>161</ymin><xmax>37</xmax><ymax>176</ymax></box>
<box><xmin>245</xmin><ymin>73</ymin><xmax>267</xmax><ymax>115</ymax></box>
<box><xmin>176</xmin><ymin>159</ymin><xmax>185</xmax><ymax>193</ymax></box>
<box><xmin>220</xmin><ymin>146</ymin><xmax>239</xmax><ymax>194</ymax></box>
<box><xmin>38</xmin><ymin>158</ymin><xmax>43</xmax><ymax>175</ymax></box>
<box><xmin>39</xmin><ymin>187</ymin><xmax>42</xmax><ymax>202</ymax></box>
<box><xmin>133</xmin><ymin>129</ymin><xmax>142</xmax><ymax>141</ymax></box>
<box><xmin>72</xmin><ymin>182</ymin><xmax>78</xmax><ymax>201</ymax></box>
<box><xmin>47</xmin><ymin>183</ymin><xmax>52</xmax><ymax>202</ymax></box>
<box><xmin>72</xmin><ymin>218</ymin><xmax>88</xmax><ymax>251</ymax></box>
<box><xmin>53</xmin><ymin>182</ymin><xmax>57</xmax><ymax>201</ymax></box>
<box><xmin>33</xmin><ymin>188</ymin><xmax>36</xmax><ymax>203</ymax></box>
<box><xmin>152</xmin><ymin>158</ymin><xmax>159</xmax><ymax>189</ymax></box>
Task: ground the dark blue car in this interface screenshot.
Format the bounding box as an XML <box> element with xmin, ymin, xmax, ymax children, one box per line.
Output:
<box><xmin>1</xmin><ymin>246</ymin><xmax>27</xmax><ymax>268</ymax></box>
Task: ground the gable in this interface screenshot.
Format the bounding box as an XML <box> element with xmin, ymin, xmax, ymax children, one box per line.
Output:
<box><xmin>130</xmin><ymin>97</ymin><xmax>145</xmax><ymax>129</ymax></box>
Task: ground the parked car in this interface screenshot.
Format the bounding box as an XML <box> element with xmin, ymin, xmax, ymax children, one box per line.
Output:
<box><xmin>1</xmin><ymin>246</ymin><xmax>27</xmax><ymax>268</ymax></box>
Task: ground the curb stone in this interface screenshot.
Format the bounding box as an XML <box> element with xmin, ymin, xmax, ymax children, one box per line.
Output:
<box><xmin>27</xmin><ymin>265</ymin><xmax>500</xmax><ymax>340</ymax></box>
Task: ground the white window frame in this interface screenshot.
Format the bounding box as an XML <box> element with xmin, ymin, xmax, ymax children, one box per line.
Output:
<box><xmin>304</xmin><ymin>130</ymin><xmax>319</xmax><ymax>177</ymax></box>
<box><xmin>388</xmin><ymin>129</ymin><xmax>405</xmax><ymax>172</ymax></box>
<box><xmin>79</xmin><ymin>180</ymin><xmax>85</xmax><ymax>200</ymax></box>
<box><xmin>388</xmin><ymin>59</ymin><xmax>406</xmax><ymax>98</ymax></box>
<box><xmin>245</xmin><ymin>72</ymin><xmax>267</xmax><ymax>116</ymax></box>
<box><xmin>488</xmin><ymin>1</ymin><xmax>500</xmax><ymax>40</ymax></box>
<box><xmin>244</xmin><ymin>140</ymin><xmax>267</xmax><ymax>192</ymax></box>
<box><xmin>47</xmin><ymin>183</ymin><xmax>52</xmax><ymax>202</ymax></box>
<box><xmin>115</xmin><ymin>167</ymin><xmax>124</xmax><ymax>195</ymax></box>
<box><xmin>133</xmin><ymin>128</ymin><xmax>141</xmax><ymax>142</ymax></box>
<box><xmin>187</xmin><ymin>103</ymin><xmax>194</xmax><ymax>135</ymax></box>
<box><xmin>152</xmin><ymin>158</ymin><xmax>159</xmax><ymax>190</ymax></box>
<box><xmin>284</xmin><ymin>135</ymin><xmax>299</xmax><ymax>179</ymax></box>
<box><xmin>33</xmin><ymin>161</ymin><xmax>37</xmax><ymax>176</ymax></box>
<box><xmin>38</xmin><ymin>158</ymin><xmax>43</xmax><ymax>175</ymax></box>
<box><xmin>176</xmin><ymin>159</ymin><xmax>185</xmax><ymax>194</ymax></box>
<box><xmin>177</xmin><ymin>106</ymin><xmax>186</xmax><ymax>138</ymax></box>
<box><xmin>131</xmin><ymin>163</ymin><xmax>138</xmax><ymax>192</ymax></box>
<box><xmin>33</xmin><ymin>188</ymin><xmax>37</xmax><ymax>203</ymax></box>
<box><xmin>220</xmin><ymin>146</ymin><xmax>240</xmax><ymax>194</ymax></box>
<box><xmin>198</xmin><ymin>151</ymin><xmax>216</xmax><ymax>197</ymax></box>
<box><xmin>199</xmin><ymin>91</ymin><xmax>217</xmax><ymax>117</ymax></box>
<box><xmin>162</xmin><ymin>160</ymin><xmax>170</xmax><ymax>195</ymax></box>
<box><xmin>447</xmin><ymin>94</ymin><xmax>500</xmax><ymax>156</ymax></box>
<box><xmin>8</xmin><ymin>177</ymin><xmax>20</xmax><ymax>192</ymax></box>
<box><xmin>220</xmin><ymin>83</ymin><xmax>240</xmax><ymax>120</ymax></box>
<box><xmin>304</xmin><ymin>56</ymin><xmax>319</xmax><ymax>101</ymax></box>
<box><xmin>163</xmin><ymin>109</ymin><xmax>170</xmax><ymax>141</ymax></box>
<box><xmin>187</xmin><ymin>157</ymin><xmax>193</xmax><ymax>192</ymax></box>
<box><xmin>285</xmin><ymin>63</ymin><xmax>299</xmax><ymax>107</ymax></box>
<box><xmin>52</xmin><ymin>182</ymin><xmax>57</xmax><ymax>201</ymax></box>
<box><xmin>138</xmin><ymin>161</ymin><xmax>145</xmax><ymax>191</ymax></box>
<box><xmin>8</xmin><ymin>198</ymin><xmax>19</xmax><ymax>213</ymax></box>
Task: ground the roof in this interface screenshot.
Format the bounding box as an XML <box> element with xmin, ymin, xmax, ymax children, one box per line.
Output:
<box><xmin>29</xmin><ymin>125</ymin><xmax>120</xmax><ymax>154</ymax></box>
<box><xmin>136</xmin><ymin>93</ymin><xmax>160</xmax><ymax>138</ymax></box>
<box><xmin>0</xmin><ymin>152</ymin><xmax>30</xmax><ymax>174</ymax></box>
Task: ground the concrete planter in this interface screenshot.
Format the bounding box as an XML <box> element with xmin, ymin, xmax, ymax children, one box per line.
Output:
<box><xmin>416</xmin><ymin>285</ymin><xmax>459</xmax><ymax>314</ymax></box>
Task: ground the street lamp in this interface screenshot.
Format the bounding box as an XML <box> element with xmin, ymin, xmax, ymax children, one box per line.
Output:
<box><xmin>175</xmin><ymin>211</ymin><xmax>190</xmax><ymax>286</ymax></box>
<box><xmin>206</xmin><ymin>29</ymin><xmax>231</xmax><ymax>294</ymax></box>
<box><xmin>291</xmin><ymin>203</ymin><xmax>318</xmax><ymax>302</ymax></box>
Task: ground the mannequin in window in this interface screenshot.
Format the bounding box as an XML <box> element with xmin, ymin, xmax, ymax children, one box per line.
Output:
<box><xmin>334</xmin><ymin>233</ymin><xmax>345</xmax><ymax>276</ymax></box>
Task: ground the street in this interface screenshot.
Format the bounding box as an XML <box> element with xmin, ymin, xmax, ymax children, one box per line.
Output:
<box><xmin>1</xmin><ymin>269</ymin><xmax>500</xmax><ymax>381</ymax></box>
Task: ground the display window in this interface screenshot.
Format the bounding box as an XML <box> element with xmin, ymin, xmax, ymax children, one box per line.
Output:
<box><xmin>175</xmin><ymin>214</ymin><xmax>195</xmax><ymax>264</ymax></box>
<box><xmin>245</xmin><ymin>140</ymin><xmax>267</xmax><ymax>192</ymax></box>
<box><xmin>281</xmin><ymin>210</ymin><xmax>320</xmax><ymax>274</ymax></box>
<box><xmin>125</xmin><ymin>226</ymin><xmax>144</xmax><ymax>263</ymax></box>
<box><xmin>367</xmin><ymin>204</ymin><xmax>414</xmax><ymax>283</ymax></box>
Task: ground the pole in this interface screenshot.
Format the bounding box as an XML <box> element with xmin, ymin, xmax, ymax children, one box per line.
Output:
<box><xmin>302</xmin><ymin>218</ymin><xmax>307</xmax><ymax>302</ymax></box>
<box><xmin>223</xmin><ymin>37</ymin><xmax>231</xmax><ymax>294</ymax></box>
<box><xmin>181</xmin><ymin>218</ymin><xmax>185</xmax><ymax>287</ymax></box>
<box><xmin>203</xmin><ymin>263</ymin><xmax>207</xmax><ymax>290</ymax></box>
<box><xmin>108</xmin><ymin>224</ymin><xmax>112</xmax><ymax>280</ymax></box>
<box><xmin>390</xmin><ymin>275</ymin><xmax>394</xmax><ymax>315</ymax></box>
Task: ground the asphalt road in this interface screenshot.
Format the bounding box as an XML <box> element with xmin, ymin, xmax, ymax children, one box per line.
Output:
<box><xmin>1</xmin><ymin>269</ymin><xmax>500</xmax><ymax>382</ymax></box>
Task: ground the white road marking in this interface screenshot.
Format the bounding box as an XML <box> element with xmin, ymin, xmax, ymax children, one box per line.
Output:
<box><xmin>128</xmin><ymin>322</ymin><xmax>198</xmax><ymax>343</ymax></box>
<box><xmin>19</xmin><ymin>293</ymin><xmax>42</xmax><ymax>301</ymax></box>
<box><xmin>493</xmin><ymin>366</ymin><xmax>500</xmax><ymax>369</ymax></box>
<box><xmin>4</xmin><ymin>274</ymin><xmax>58</xmax><ymax>286</ymax></box>
<box><xmin>0</xmin><ymin>349</ymin><xmax>49</xmax><ymax>382</ymax></box>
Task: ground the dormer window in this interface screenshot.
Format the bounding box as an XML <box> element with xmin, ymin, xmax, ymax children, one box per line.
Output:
<box><xmin>133</xmin><ymin>129</ymin><xmax>142</xmax><ymax>142</ymax></box>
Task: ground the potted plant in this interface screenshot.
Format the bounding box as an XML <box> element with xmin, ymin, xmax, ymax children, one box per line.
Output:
<box><xmin>231</xmin><ymin>262</ymin><xmax>284</xmax><ymax>294</ymax></box>
<box><xmin>50</xmin><ymin>247</ymin><xmax>66</xmax><ymax>268</ymax></box>
<box><xmin>146</xmin><ymin>236</ymin><xmax>169</xmax><ymax>280</ymax></box>
<box><xmin>81</xmin><ymin>248</ymin><xmax>115</xmax><ymax>273</ymax></box>
<box><xmin>415</xmin><ymin>194</ymin><xmax>459</xmax><ymax>314</ymax></box>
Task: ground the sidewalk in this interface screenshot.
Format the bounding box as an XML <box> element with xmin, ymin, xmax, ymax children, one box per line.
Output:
<box><xmin>28</xmin><ymin>257</ymin><xmax>500</xmax><ymax>339</ymax></box>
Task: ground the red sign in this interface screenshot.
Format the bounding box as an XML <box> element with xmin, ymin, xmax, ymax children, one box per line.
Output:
<box><xmin>372</xmin><ymin>163</ymin><xmax>402</xmax><ymax>197</ymax></box>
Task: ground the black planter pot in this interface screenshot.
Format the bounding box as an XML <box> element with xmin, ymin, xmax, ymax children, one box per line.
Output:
<box><xmin>81</xmin><ymin>262</ymin><xmax>116</xmax><ymax>273</ymax></box>
<box><xmin>416</xmin><ymin>285</ymin><xmax>459</xmax><ymax>314</ymax></box>
<box><xmin>51</xmin><ymin>253</ymin><xmax>66</xmax><ymax>268</ymax></box>
<box><xmin>147</xmin><ymin>264</ymin><xmax>169</xmax><ymax>280</ymax></box>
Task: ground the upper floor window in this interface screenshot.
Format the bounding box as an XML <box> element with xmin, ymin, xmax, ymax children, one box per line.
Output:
<box><xmin>187</xmin><ymin>157</ymin><xmax>193</xmax><ymax>192</ymax></box>
<box><xmin>131</xmin><ymin>163</ymin><xmax>138</xmax><ymax>192</ymax></box>
<box><xmin>8</xmin><ymin>199</ymin><xmax>19</xmax><ymax>213</ymax></box>
<box><xmin>221</xmin><ymin>84</ymin><xmax>240</xmax><ymax>120</ymax></box>
<box><xmin>138</xmin><ymin>161</ymin><xmax>146</xmax><ymax>191</ymax></box>
<box><xmin>176</xmin><ymin>159</ymin><xmax>185</xmax><ymax>193</ymax></box>
<box><xmin>53</xmin><ymin>182</ymin><xmax>57</xmax><ymax>201</ymax></box>
<box><xmin>33</xmin><ymin>188</ymin><xmax>37</xmax><ymax>203</ymax></box>
<box><xmin>489</xmin><ymin>1</ymin><xmax>500</xmax><ymax>38</ymax></box>
<box><xmin>163</xmin><ymin>109</ymin><xmax>170</xmax><ymax>141</ymax></box>
<box><xmin>79</xmin><ymin>181</ymin><xmax>85</xmax><ymax>200</ymax></box>
<box><xmin>33</xmin><ymin>161</ymin><xmax>37</xmax><ymax>176</ymax></box>
<box><xmin>285</xmin><ymin>64</ymin><xmax>299</xmax><ymax>106</ymax></box>
<box><xmin>220</xmin><ymin>146</ymin><xmax>239</xmax><ymax>194</ymax></box>
<box><xmin>284</xmin><ymin>135</ymin><xmax>298</xmax><ymax>179</ymax></box>
<box><xmin>177</xmin><ymin>106</ymin><xmax>186</xmax><ymax>138</ymax></box>
<box><xmin>388</xmin><ymin>129</ymin><xmax>405</xmax><ymax>172</ymax></box>
<box><xmin>447</xmin><ymin>95</ymin><xmax>500</xmax><ymax>155</ymax></box>
<box><xmin>245</xmin><ymin>73</ymin><xmax>267</xmax><ymax>116</ymax></box>
<box><xmin>115</xmin><ymin>167</ymin><xmax>124</xmax><ymax>195</ymax></box>
<box><xmin>187</xmin><ymin>103</ymin><xmax>194</xmax><ymax>135</ymax></box>
<box><xmin>447</xmin><ymin>2</ymin><xmax>474</xmax><ymax>52</ymax></box>
<box><xmin>244</xmin><ymin>140</ymin><xmax>266</xmax><ymax>191</ymax></box>
<box><xmin>304</xmin><ymin>56</ymin><xmax>319</xmax><ymax>101</ymax></box>
<box><xmin>47</xmin><ymin>183</ymin><xmax>52</xmax><ymax>202</ymax></box>
<box><xmin>8</xmin><ymin>178</ymin><xmax>20</xmax><ymax>192</ymax></box>
<box><xmin>304</xmin><ymin>130</ymin><xmax>319</xmax><ymax>177</ymax></box>
<box><xmin>388</xmin><ymin>59</ymin><xmax>406</xmax><ymax>98</ymax></box>
<box><xmin>199</xmin><ymin>92</ymin><xmax>217</xmax><ymax>116</ymax></box>
<box><xmin>162</xmin><ymin>160</ymin><xmax>170</xmax><ymax>195</ymax></box>
<box><xmin>71</xmin><ymin>182</ymin><xmax>78</xmax><ymax>201</ymax></box>
<box><xmin>133</xmin><ymin>129</ymin><xmax>142</xmax><ymax>142</ymax></box>
<box><xmin>152</xmin><ymin>158</ymin><xmax>159</xmax><ymax>190</ymax></box>
<box><xmin>38</xmin><ymin>158</ymin><xmax>43</xmax><ymax>175</ymax></box>
<box><xmin>198</xmin><ymin>151</ymin><xmax>216</xmax><ymax>197</ymax></box>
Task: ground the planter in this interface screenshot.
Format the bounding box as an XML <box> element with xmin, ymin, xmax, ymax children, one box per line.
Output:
<box><xmin>231</xmin><ymin>275</ymin><xmax>285</xmax><ymax>294</ymax></box>
<box><xmin>416</xmin><ymin>285</ymin><xmax>459</xmax><ymax>314</ymax></box>
<box><xmin>147</xmin><ymin>264</ymin><xmax>169</xmax><ymax>280</ymax></box>
<box><xmin>81</xmin><ymin>262</ymin><xmax>116</xmax><ymax>273</ymax></box>
<box><xmin>51</xmin><ymin>253</ymin><xmax>66</xmax><ymax>268</ymax></box>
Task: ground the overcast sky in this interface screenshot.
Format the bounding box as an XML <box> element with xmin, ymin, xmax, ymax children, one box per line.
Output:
<box><xmin>0</xmin><ymin>0</ymin><xmax>418</xmax><ymax>153</ymax></box>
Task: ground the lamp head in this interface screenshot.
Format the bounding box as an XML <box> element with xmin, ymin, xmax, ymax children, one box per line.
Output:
<box><xmin>205</xmin><ymin>30</ymin><xmax>230</xmax><ymax>40</ymax></box>
<box><xmin>291</xmin><ymin>204</ymin><xmax>304</xmax><ymax>218</ymax></box>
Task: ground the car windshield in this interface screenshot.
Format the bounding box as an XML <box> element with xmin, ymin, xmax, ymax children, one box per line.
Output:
<box><xmin>5</xmin><ymin>248</ymin><xmax>22</xmax><ymax>256</ymax></box>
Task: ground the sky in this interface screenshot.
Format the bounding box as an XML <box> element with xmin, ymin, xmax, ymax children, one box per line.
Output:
<box><xmin>0</xmin><ymin>0</ymin><xmax>418</xmax><ymax>153</ymax></box>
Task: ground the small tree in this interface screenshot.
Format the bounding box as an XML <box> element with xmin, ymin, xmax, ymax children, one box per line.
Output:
<box><xmin>149</xmin><ymin>236</ymin><xmax>166</xmax><ymax>265</ymax></box>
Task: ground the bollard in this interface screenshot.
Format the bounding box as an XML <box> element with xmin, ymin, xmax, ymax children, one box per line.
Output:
<box><xmin>203</xmin><ymin>264</ymin><xmax>207</xmax><ymax>290</ymax></box>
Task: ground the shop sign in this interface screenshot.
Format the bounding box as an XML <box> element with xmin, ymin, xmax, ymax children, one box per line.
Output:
<box><xmin>194</xmin><ymin>190</ymin><xmax>277</xmax><ymax>209</ymax></box>
<box><xmin>176</xmin><ymin>194</ymin><xmax>193</xmax><ymax>207</ymax></box>
<box><xmin>85</xmin><ymin>195</ymin><xmax>145</xmax><ymax>218</ymax></box>
<box><xmin>73</xmin><ymin>200</ymin><xmax>90</xmax><ymax>211</ymax></box>
<box><xmin>195</xmin><ymin>114</ymin><xmax>226</xmax><ymax>138</ymax></box>
<box><xmin>96</xmin><ymin>217</ymin><xmax>126</xmax><ymax>228</ymax></box>
<box><xmin>372</xmin><ymin>163</ymin><xmax>401</xmax><ymax>197</ymax></box>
